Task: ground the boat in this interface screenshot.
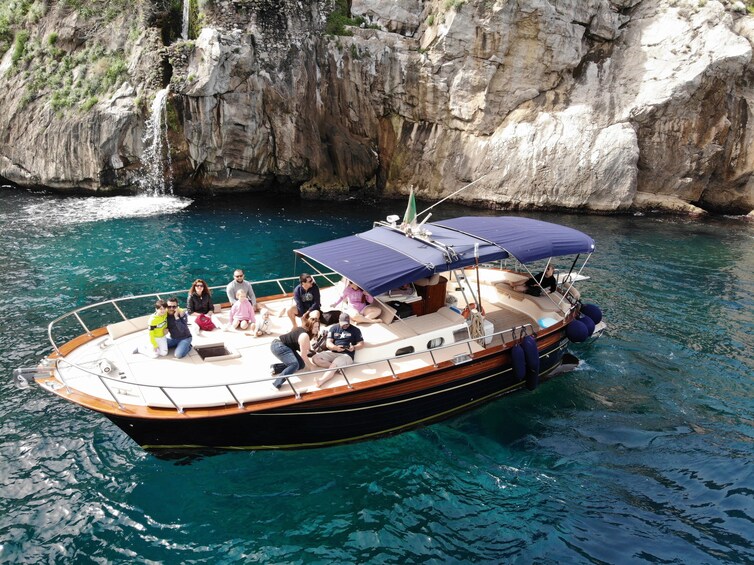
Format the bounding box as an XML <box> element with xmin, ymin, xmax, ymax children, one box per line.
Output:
<box><xmin>14</xmin><ymin>210</ymin><xmax>605</xmax><ymax>450</ymax></box>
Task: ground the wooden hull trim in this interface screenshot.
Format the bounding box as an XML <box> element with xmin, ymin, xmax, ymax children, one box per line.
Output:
<box><xmin>38</xmin><ymin>327</ymin><xmax>567</xmax><ymax>419</ymax></box>
<box><xmin>104</xmin><ymin>339</ymin><xmax>568</xmax><ymax>449</ymax></box>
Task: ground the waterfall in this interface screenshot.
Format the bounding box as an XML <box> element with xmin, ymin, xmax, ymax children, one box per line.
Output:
<box><xmin>182</xmin><ymin>0</ymin><xmax>190</xmax><ymax>40</ymax></box>
<box><xmin>138</xmin><ymin>87</ymin><xmax>173</xmax><ymax>196</ymax></box>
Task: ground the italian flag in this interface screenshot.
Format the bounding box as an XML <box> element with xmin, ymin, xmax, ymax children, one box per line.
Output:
<box><xmin>402</xmin><ymin>187</ymin><xmax>417</xmax><ymax>227</ymax></box>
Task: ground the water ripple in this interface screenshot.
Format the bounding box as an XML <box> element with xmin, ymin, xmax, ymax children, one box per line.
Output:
<box><xmin>1</xmin><ymin>189</ymin><xmax>753</xmax><ymax>563</ymax></box>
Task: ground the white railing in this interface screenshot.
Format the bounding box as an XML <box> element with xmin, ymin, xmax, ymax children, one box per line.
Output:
<box><xmin>46</xmin><ymin>273</ymin><xmax>340</xmax><ymax>356</ymax></box>
<box><xmin>51</xmin><ymin>321</ymin><xmax>539</xmax><ymax>412</ymax></box>
<box><xmin>44</xmin><ymin>268</ymin><xmax>574</xmax><ymax>413</ymax></box>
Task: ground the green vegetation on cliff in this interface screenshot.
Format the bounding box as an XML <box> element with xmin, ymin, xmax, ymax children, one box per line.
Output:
<box><xmin>0</xmin><ymin>1</ymin><xmax>45</xmax><ymax>57</ymax></box>
<box><xmin>60</xmin><ymin>0</ymin><xmax>131</xmax><ymax>23</ymax></box>
<box><xmin>3</xmin><ymin>0</ymin><xmax>132</xmax><ymax>113</ymax></box>
<box><xmin>17</xmin><ymin>39</ymin><xmax>128</xmax><ymax>113</ymax></box>
<box><xmin>325</xmin><ymin>0</ymin><xmax>377</xmax><ymax>36</ymax></box>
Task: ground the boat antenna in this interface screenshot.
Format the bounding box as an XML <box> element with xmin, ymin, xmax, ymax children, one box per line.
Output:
<box><xmin>415</xmin><ymin>172</ymin><xmax>490</xmax><ymax>222</ymax></box>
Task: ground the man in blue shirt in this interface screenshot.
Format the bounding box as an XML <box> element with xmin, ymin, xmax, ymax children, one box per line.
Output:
<box><xmin>165</xmin><ymin>297</ymin><xmax>193</xmax><ymax>359</ymax></box>
<box><xmin>285</xmin><ymin>273</ymin><xmax>321</xmax><ymax>328</ymax></box>
<box><xmin>311</xmin><ymin>313</ymin><xmax>364</xmax><ymax>387</ymax></box>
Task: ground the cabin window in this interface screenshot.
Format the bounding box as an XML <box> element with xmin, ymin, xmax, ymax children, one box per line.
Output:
<box><xmin>427</xmin><ymin>337</ymin><xmax>444</xmax><ymax>349</ymax></box>
<box><xmin>395</xmin><ymin>346</ymin><xmax>415</xmax><ymax>356</ymax></box>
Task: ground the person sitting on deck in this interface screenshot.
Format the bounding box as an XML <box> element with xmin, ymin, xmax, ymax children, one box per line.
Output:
<box><xmin>133</xmin><ymin>299</ymin><xmax>169</xmax><ymax>358</ymax></box>
<box><xmin>186</xmin><ymin>278</ymin><xmax>219</xmax><ymax>331</ymax></box>
<box><xmin>285</xmin><ymin>273</ymin><xmax>321</xmax><ymax>328</ymax></box>
<box><xmin>311</xmin><ymin>312</ymin><xmax>365</xmax><ymax>388</ymax></box>
<box><xmin>331</xmin><ymin>280</ymin><xmax>382</xmax><ymax>324</ymax></box>
<box><xmin>229</xmin><ymin>289</ymin><xmax>256</xmax><ymax>331</ymax></box>
<box><xmin>507</xmin><ymin>265</ymin><xmax>558</xmax><ymax>296</ymax></box>
<box><xmin>165</xmin><ymin>297</ymin><xmax>193</xmax><ymax>359</ymax></box>
<box><xmin>226</xmin><ymin>269</ymin><xmax>257</xmax><ymax>310</ymax></box>
<box><xmin>257</xmin><ymin>308</ymin><xmax>272</xmax><ymax>335</ymax></box>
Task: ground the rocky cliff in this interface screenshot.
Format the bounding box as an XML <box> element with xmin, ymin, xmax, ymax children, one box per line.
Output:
<box><xmin>1</xmin><ymin>0</ymin><xmax>753</xmax><ymax>215</ymax></box>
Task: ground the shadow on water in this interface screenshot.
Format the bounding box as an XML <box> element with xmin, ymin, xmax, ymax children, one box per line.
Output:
<box><xmin>147</xmin><ymin>447</ymin><xmax>236</xmax><ymax>465</ymax></box>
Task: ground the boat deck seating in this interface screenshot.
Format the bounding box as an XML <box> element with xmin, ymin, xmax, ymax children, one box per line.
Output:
<box><xmin>80</xmin><ymin>299</ymin><xmax>476</xmax><ymax>409</ymax></box>
<box><xmin>366</xmin><ymin>306</ymin><xmax>465</xmax><ymax>345</ymax></box>
<box><xmin>458</xmin><ymin>268</ymin><xmax>569</xmax><ymax>315</ymax></box>
<box><xmin>107</xmin><ymin>315</ymin><xmax>152</xmax><ymax>341</ymax></box>
<box><xmin>71</xmin><ymin>272</ymin><xmax>573</xmax><ymax>411</ymax></box>
<box><xmin>493</xmin><ymin>283</ymin><xmax>568</xmax><ymax>314</ymax></box>
<box><xmin>460</xmin><ymin>268</ymin><xmax>529</xmax><ymax>286</ymax></box>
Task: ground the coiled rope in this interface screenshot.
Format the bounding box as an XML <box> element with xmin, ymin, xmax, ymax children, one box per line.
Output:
<box><xmin>468</xmin><ymin>310</ymin><xmax>485</xmax><ymax>345</ymax></box>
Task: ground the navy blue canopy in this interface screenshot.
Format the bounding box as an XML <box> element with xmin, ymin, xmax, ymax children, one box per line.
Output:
<box><xmin>296</xmin><ymin>216</ymin><xmax>594</xmax><ymax>296</ymax></box>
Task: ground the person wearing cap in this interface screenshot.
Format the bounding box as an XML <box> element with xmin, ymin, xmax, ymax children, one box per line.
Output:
<box><xmin>311</xmin><ymin>312</ymin><xmax>365</xmax><ymax>387</ymax></box>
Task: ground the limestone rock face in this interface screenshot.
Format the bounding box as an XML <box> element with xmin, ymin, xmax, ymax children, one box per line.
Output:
<box><xmin>0</xmin><ymin>0</ymin><xmax>753</xmax><ymax>214</ymax></box>
<box><xmin>353</xmin><ymin>0</ymin><xmax>423</xmax><ymax>36</ymax></box>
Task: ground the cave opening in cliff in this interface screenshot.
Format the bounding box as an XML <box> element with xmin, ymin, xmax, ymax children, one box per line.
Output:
<box><xmin>160</xmin><ymin>2</ymin><xmax>184</xmax><ymax>46</ymax></box>
<box><xmin>160</xmin><ymin>59</ymin><xmax>173</xmax><ymax>88</ymax></box>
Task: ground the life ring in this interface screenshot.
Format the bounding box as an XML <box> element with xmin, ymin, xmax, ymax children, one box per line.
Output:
<box><xmin>461</xmin><ymin>302</ymin><xmax>485</xmax><ymax>319</ymax></box>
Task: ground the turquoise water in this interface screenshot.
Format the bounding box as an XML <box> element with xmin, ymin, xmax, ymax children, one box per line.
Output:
<box><xmin>1</xmin><ymin>187</ymin><xmax>753</xmax><ymax>563</ymax></box>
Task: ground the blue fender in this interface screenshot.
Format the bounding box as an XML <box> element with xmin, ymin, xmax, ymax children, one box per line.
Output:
<box><xmin>580</xmin><ymin>303</ymin><xmax>602</xmax><ymax>325</ymax></box>
<box><xmin>579</xmin><ymin>314</ymin><xmax>595</xmax><ymax>337</ymax></box>
<box><xmin>566</xmin><ymin>319</ymin><xmax>588</xmax><ymax>343</ymax></box>
<box><xmin>521</xmin><ymin>335</ymin><xmax>540</xmax><ymax>390</ymax></box>
<box><xmin>510</xmin><ymin>343</ymin><xmax>525</xmax><ymax>381</ymax></box>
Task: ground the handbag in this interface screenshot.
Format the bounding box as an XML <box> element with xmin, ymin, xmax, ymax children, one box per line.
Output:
<box><xmin>196</xmin><ymin>313</ymin><xmax>216</xmax><ymax>331</ymax></box>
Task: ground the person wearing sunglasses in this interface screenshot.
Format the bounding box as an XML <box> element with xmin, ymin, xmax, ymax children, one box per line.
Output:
<box><xmin>187</xmin><ymin>278</ymin><xmax>218</xmax><ymax>331</ymax></box>
<box><xmin>165</xmin><ymin>297</ymin><xmax>193</xmax><ymax>358</ymax></box>
<box><xmin>285</xmin><ymin>272</ymin><xmax>321</xmax><ymax>328</ymax></box>
<box><xmin>226</xmin><ymin>269</ymin><xmax>257</xmax><ymax>309</ymax></box>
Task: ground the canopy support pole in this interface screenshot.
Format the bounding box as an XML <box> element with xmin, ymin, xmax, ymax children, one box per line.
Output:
<box><xmin>452</xmin><ymin>268</ymin><xmax>481</xmax><ymax>312</ymax></box>
<box><xmin>298</xmin><ymin>258</ymin><xmax>341</xmax><ymax>289</ymax></box>
<box><xmin>474</xmin><ymin>243</ymin><xmax>483</xmax><ymax>315</ymax></box>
